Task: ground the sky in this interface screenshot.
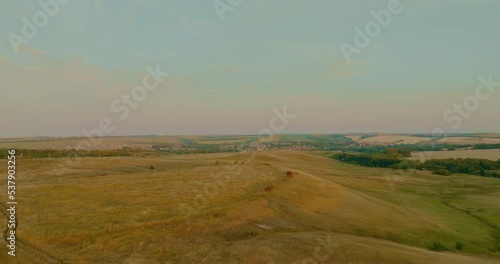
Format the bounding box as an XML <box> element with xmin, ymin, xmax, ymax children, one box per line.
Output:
<box><xmin>1</xmin><ymin>0</ymin><xmax>499</xmax><ymax>137</ymax></box>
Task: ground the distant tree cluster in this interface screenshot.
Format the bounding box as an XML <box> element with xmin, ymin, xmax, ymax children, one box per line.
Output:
<box><xmin>332</xmin><ymin>153</ymin><xmax>500</xmax><ymax>178</ymax></box>
<box><xmin>418</xmin><ymin>158</ymin><xmax>500</xmax><ymax>177</ymax></box>
<box><xmin>340</xmin><ymin>144</ymin><xmax>474</xmax><ymax>154</ymax></box>
<box><xmin>332</xmin><ymin>153</ymin><xmax>402</xmax><ymax>168</ymax></box>
<box><xmin>473</xmin><ymin>144</ymin><xmax>500</xmax><ymax>150</ymax></box>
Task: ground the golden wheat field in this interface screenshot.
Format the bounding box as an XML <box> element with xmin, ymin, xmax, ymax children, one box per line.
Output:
<box><xmin>436</xmin><ymin>137</ymin><xmax>500</xmax><ymax>145</ymax></box>
<box><xmin>358</xmin><ymin>135</ymin><xmax>433</xmax><ymax>144</ymax></box>
<box><xmin>411</xmin><ymin>149</ymin><xmax>500</xmax><ymax>161</ymax></box>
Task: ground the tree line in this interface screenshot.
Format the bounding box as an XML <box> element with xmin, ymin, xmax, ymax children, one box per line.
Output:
<box><xmin>332</xmin><ymin>153</ymin><xmax>500</xmax><ymax>178</ymax></box>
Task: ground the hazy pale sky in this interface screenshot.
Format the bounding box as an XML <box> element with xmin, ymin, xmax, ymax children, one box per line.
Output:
<box><xmin>1</xmin><ymin>0</ymin><xmax>499</xmax><ymax>136</ymax></box>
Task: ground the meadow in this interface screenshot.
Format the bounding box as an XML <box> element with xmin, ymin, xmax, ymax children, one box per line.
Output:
<box><xmin>1</xmin><ymin>150</ymin><xmax>500</xmax><ymax>263</ymax></box>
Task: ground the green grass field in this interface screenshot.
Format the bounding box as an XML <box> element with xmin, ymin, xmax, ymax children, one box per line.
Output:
<box><xmin>1</xmin><ymin>151</ymin><xmax>500</xmax><ymax>263</ymax></box>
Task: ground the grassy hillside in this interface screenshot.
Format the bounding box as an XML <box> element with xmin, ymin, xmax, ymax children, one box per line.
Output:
<box><xmin>1</xmin><ymin>151</ymin><xmax>499</xmax><ymax>263</ymax></box>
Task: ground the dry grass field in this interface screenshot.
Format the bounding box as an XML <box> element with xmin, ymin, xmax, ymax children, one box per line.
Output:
<box><xmin>0</xmin><ymin>136</ymin><xmax>183</xmax><ymax>150</ymax></box>
<box><xmin>410</xmin><ymin>149</ymin><xmax>500</xmax><ymax>161</ymax></box>
<box><xmin>358</xmin><ymin>135</ymin><xmax>433</xmax><ymax>144</ymax></box>
<box><xmin>345</xmin><ymin>133</ymin><xmax>500</xmax><ymax>146</ymax></box>
<box><xmin>345</xmin><ymin>135</ymin><xmax>363</xmax><ymax>141</ymax></box>
<box><xmin>193</xmin><ymin>137</ymin><xmax>255</xmax><ymax>145</ymax></box>
<box><xmin>1</xmin><ymin>151</ymin><xmax>500</xmax><ymax>263</ymax></box>
<box><xmin>436</xmin><ymin>137</ymin><xmax>500</xmax><ymax>145</ymax></box>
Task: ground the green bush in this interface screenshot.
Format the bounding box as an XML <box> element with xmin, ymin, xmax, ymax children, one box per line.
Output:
<box><xmin>429</xmin><ymin>241</ymin><xmax>448</xmax><ymax>251</ymax></box>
